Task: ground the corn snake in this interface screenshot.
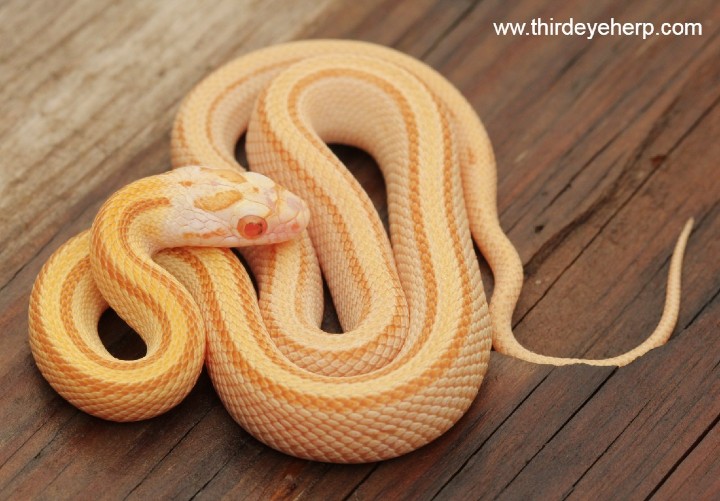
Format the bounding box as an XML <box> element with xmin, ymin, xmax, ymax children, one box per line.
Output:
<box><xmin>28</xmin><ymin>40</ymin><xmax>693</xmax><ymax>463</ymax></box>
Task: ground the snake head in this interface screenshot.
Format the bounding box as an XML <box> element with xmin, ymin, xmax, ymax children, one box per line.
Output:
<box><xmin>170</xmin><ymin>166</ymin><xmax>310</xmax><ymax>247</ymax></box>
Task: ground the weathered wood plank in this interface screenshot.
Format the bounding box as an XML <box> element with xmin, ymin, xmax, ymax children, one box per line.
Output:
<box><xmin>331</xmin><ymin>0</ymin><xmax>720</xmax><ymax>497</ymax></box>
<box><xmin>0</xmin><ymin>0</ymin><xmax>336</xmax><ymax>289</ymax></box>
<box><xmin>0</xmin><ymin>0</ymin><xmax>718</xmax><ymax>499</ymax></box>
<box><xmin>652</xmin><ymin>413</ymin><xmax>720</xmax><ymax>500</ymax></box>
<box><xmin>499</xmin><ymin>299</ymin><xmax>719</xmax><ymax>501</ymax></box>
<box><xmin>428</xmin><ymin>0</ymin><xmax>718</xmax><ymax>352</ymax></box>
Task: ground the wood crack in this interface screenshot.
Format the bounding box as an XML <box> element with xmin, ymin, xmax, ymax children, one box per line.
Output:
<box><xmin>493</xmin><ymin>370</ymin><xmax>618</xmax><ymax>499</ymax></box>
<box><xmin>561</xmin><ymin>400</ymin><xmax>651</xmax><ymax>500</ymax></box>
<box><xmin>645</xmin><ymin>413</ymin><xmax>720</xmax><ymax>500</ymax></box>
<box><xmin>430</xmin><ymin>370</ymin><xmax>553</xmax><ymax>500</ymax></box>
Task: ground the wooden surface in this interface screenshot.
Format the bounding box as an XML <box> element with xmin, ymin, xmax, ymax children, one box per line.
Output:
<box><xmin>1</xmin><ymin>0</ymin><xmax>718</xmax><ymax>499</ymax></box>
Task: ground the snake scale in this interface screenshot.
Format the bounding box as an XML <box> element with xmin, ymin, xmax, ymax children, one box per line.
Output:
<box><xmin>28</xmin><ymin>40</ymin><xmax>693</xmax><ymax>463</ymax></box>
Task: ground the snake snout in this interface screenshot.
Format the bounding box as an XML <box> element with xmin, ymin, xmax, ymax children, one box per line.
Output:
<box><xmin>274</xmin><ymin>189</ymin><xmax>310</xmax><ymax>238</ymax></box>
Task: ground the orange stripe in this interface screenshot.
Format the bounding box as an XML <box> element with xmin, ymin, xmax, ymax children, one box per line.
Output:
<box><xmin>58</xmin><ymin>257</ymin><xmax>168</xmax><ymax>370</ymax></box>
<box><xmin>202</xmin><ymin>61</ymin><xmax>300</xmax><ymax>169</ymax></box>
<box><xmin>285</xmin><ymin>68</ymin><xmax>437</xmax><ymax>362</ymax></box>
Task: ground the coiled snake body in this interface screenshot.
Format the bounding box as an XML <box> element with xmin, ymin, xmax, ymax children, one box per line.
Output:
<box><xmin>29</xmin><ymin>40</ymin><xmax>692</xmax><ymax>463</ymax></box>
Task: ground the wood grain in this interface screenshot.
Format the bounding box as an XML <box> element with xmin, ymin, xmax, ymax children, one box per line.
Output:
<box><xmin>1</xmin><ymin>0</ymin><xmax>718</xmax><ymax>499</ymax></box>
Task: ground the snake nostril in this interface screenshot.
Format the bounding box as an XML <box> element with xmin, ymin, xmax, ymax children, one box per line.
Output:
<box><xmin>286</xmin><ymin>193</ymin><xmax>304</xmax><ymax>212</ymax></box>
<box><xmin>276</xmin><ymin>193</ymin><xmax>306</xmax><ymax>225</ymax></box>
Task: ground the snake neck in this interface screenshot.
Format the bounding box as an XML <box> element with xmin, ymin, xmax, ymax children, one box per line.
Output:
<box><xmin>93</xmin><ymin>175</ymin><xmax>175</xmax><ymax>254</ymax></box>
<box><xmin>89</xmin><ymin>176</ymin><xmax>202</xmax><ymax>351</ymax></box>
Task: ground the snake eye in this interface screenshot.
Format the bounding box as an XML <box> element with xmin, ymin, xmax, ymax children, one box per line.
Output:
<box><xmin>237</xmin><ymin>215</ymin><xmax>267</xmax><ymax>239</ymax></box>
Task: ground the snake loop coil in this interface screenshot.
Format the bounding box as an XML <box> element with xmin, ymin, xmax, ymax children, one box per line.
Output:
<box><xmin>29</xmin><ymin>40</ymin><xmax>692</xmax><ymax>463</ymax></box>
